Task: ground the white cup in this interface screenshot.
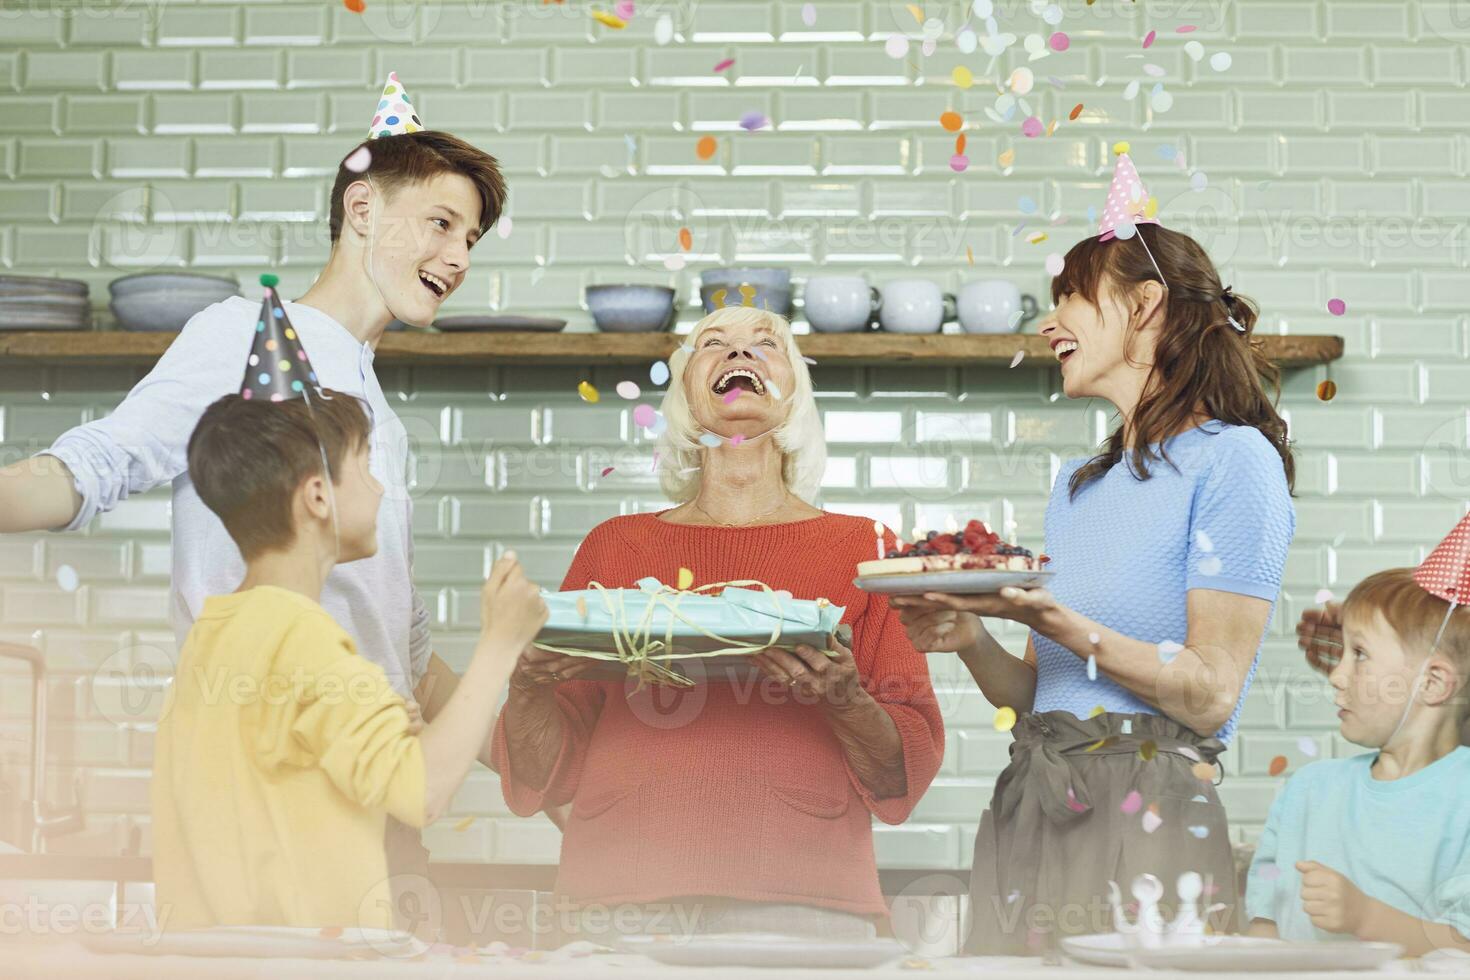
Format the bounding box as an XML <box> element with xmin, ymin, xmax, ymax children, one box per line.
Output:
<box><xmin>878</xmin><ymin>279</ymin><xmax>956</xmax><ymax>334</ymax></box>
<box><xmin>957</xmin><ymin>279</ymin><xmax>1040</xmax><ymax>333</ymax></box>
<box><xmin>803</xmin><ymin>276</ymin><xmax>882</xmax><ymax>332</ymax></box>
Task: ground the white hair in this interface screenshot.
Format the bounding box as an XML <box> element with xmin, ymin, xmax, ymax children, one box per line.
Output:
<box><xmin>656</xmin><ymin>306</ymin><xmax>826</xmax><ymax>504</ymax></box>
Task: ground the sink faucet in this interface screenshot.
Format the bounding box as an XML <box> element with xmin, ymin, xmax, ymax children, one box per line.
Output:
<box><xmin>0</xmin><ymin>643</ymin><xmax>85</xmax><ymax>852</ymax></box>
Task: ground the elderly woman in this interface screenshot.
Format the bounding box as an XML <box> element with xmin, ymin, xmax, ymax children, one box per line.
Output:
<box><xmin>490</xmin><ymin>305</ymin><xmax>943</xmax><ymax>941</ymax></box>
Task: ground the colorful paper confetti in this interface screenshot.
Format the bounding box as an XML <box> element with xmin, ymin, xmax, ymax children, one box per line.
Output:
<box><xmin>1198</xmin><ymin>555</ymin><xmax>1222</xmax><ymax>576</ymax></box>
<box><xmin>1157</xmin><ymin>640</ymin><xmax>1184</xmax><ymax>663</ymax></box>
<box><xmin>1268</xmin><ymin>755</ymin><xmax>1289</xmax><ymax>777</ymax></box>
<box><xmin>698</xmin><ymin>432</ymin><xmax>722</xmax><ymax>447</ymax></box>
<box><xmin>677</xmin><ymin>567</ymin><xmax>694</xmax><ymax>590</ymax></box>
<box><xmin>801</xmin><ymin>3</ymin><xmax>816</xmax><ymax>26</ymax></box>
<box><xmin>1314</xmin><ymin>588</ymin><xmax>1335</xmax><ymax>605</ymax></box>
<box><xmin>591</xmin><ymin>9</ymin><xmax>627</xmax><ymax>29</ymax></box>
<box><xmin>1139</xmin><ymin>740</ymin><xmax>1157</xmax><ymax>761</ymax></box>
<box><xmin>1086</xmin><ymin>654</ymin><xmax>1097</xmax><ymax>680</ymax></box>
<box><xmin>1065</xmin><ymin>787</ymin><xmax>1087</xmax><ymax>813</ymax></box>
<box><xmin>55</xmin><ymin>564</ymin><xmax>79</xmax><ymax>592</ymax></box>
<box><xmin>1142</xmin><ymin>806</ymin><xmax>1163</xmax><ymax>833</ymax></box>
<box><xmin>615</xmin><ymin>380</ymin><xmax>640</xmax><ymax>400</ymax></box>
<box><xmin>1021</xmin><ymin>116</ymin><xmax>1043</xmax><ymax>138</ymax></box>
<box><xmin>654</xmin><ymin>14</ymin><xmax>673</xmax><ymax>44</ymax></box>
<box><xmin>343</xmin><ymin>145</ymin><xmax>372</xmax><ymax>172</ymax></box>
<box><xmin>998</xmin><ymin>148</ymin><xmax>1015</xmax><ymax>168</ymax></box>
<box><xmin>1298</xmin><ymin>736</ymin><xmax>1319</xmax><ymax>758</ymax></box>
<box><xmin>1044</xmin><ymin>253</ymin><xmax>1065</xmax><ymax>276</ymax></box>
<box><xmin>1142</xmin><ymin>29</ymin><xmax>1156</xmax><ymax>48</ymax></box>
<box><xmin>1120</xmin><ymin>790</ymin><xmax>1143</xmax><ymax>815</ymax></box>
<box><xmin>678</xmin><ymin>227</ymin><xmax>692</xmax><ymax>250</ymax></box>
<box><xmin>1191</xmin><ymin>761</ymin><xmax>1215</xmax><ymax>781</ymax></box>
<box><xmin>993</xmin><ymin>706</ymin><xmax>1018</xmax><ymax>732</ymax></box>
<box><xmin>577</xmin><ymin>381</ymin><xmax>600</xmax><ymax>403</ymax></box>
<box><xmin>1009</xmin><ymin>350</ymin><xmax>1025</xmax><ymax>368</ymax></box>
<box><xmin>1188</xmin><ymin>825</ymin><xmax>1210</xmax><ymax>838</ymax></box>
<box><xmin>739</xmin><ymin>111</ymin><xmax>768</xmax><ymax>131</ymax></box>
<box><xmin>950</xmin><ymin>154</ymin><xmax>969</xmax><ymax>173</ymax></box>
<box><xmin>1069</xmin><ymin>103</ymin><xmax>1083</xmax><ymax>121</ymax></box>
<box><xmin>342</xmin><ymin>0</ymin><xmax>365</xmax><ymax>11</ymax></box>
<box><xmin>1327</xmin><ymin>297</ymin><xmax>1347</xmax><ymax>316</ymax></box>
<box><xmin>696</xmin><ymin>135</ymin><xmax>717</xmax><ymax>160</ymax></box>
<box><xmin>650</xmin><ymin>360</ymin><xmax>670</xmax><ymax>385</ymax></box>
<box><xmin>713</xmin><ymin>58</ymin><xmax>735</xmax><ymax>73</ymax></box>
<box><xmin>884</xmin><ymin>34</ymin><xmax>909</xmax><ymax>59</ymax></box>
<box><xmin>939</xmin><ymin>110</ymin><xmax>963</xmax><ymax>132</ymax></box>
<box><xmin>1049</xmin><ymin>32</ymin><xmax>1069</xmax><ymax>51</ymax></box>
<box><xmin>953</xmin><ymin>66</ymin><xmax>974</xmax><ymax>89</ymax></box>
<box><xmin>576</xmin><ymin>596</ymin><xmax>589</xmax><ymax>619</ymax></box>
<box><xmin>1088</xmin><ymin>632</ymin><xmax>1101</xmax><ymax>645</ymax></box>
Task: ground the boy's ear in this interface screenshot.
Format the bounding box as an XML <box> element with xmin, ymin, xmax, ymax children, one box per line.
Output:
<box><xmin>340</xmin><ymin>179</ymin><xmax>374</xmax><ymax>240</ymax></box>
<box><xmin>297</xmin><ymin>472</ymin><xmax>334</xmax><ymax>525</ymax></box>
<box><xmin>1424</xmin><ymin>657</ymin><xmax>1464</xmax><ymax>708</ymax></box>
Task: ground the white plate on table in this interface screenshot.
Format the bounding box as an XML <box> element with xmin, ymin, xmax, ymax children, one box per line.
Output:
<box><xmin>83</xmin><ymin>925</ymin><xmax>424</xmax><ymax>959</ymax></box>
<box><xmin>620</xmin><ymin>933</ymin><xmax>910</xmax><ymax>969</ymax></box>
<box><xmin>1061</xmin><ymin>933</ymin><xmax>1402</xmax><ymax>971</ymax></box>
<box><xmin>854</xmin><ymin>568</ymin><xmax>1053</xmax><ymax>596</ymax></box>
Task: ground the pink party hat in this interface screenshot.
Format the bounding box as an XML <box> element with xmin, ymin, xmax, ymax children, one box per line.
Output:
<box><xmin>1097</xmin><ymin>142</ymin><xmax>1161</xmax><ymax>242</ymax></box>
<box><xmin>368</xmin><ymin>72</ymin><xmax>424</xmax><ymax>139</ymax></box>
<box><xmin>1415</xmin><ymin>513</ymin><xmax>1470</xmax><ymax>605</ymax></box>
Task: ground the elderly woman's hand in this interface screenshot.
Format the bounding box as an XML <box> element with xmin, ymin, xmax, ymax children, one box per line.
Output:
<box><xmin>509</xmin><ymin>644</ymin><xmax>596</xmax><ymax>696</ymax></box>
<box><xmin>1298</xmin><ymin>600</ymin><xmax>1343</xmax><ymax>675</ymax></box>
<box><xmin>749</xmin><ymin>635</ymin><xmax>865</xmax><ymax>711</ymax></box>
<box><xmin>891</xmin><ymin>586</ymin><xmax>1062</xmax><ymax>633</ymax></box>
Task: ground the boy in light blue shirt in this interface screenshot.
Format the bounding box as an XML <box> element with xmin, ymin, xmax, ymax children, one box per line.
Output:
<box><xmin>1245</xmin><ymin>568</ymin><xmax>1470</xmax><ymax>955</ymax></box>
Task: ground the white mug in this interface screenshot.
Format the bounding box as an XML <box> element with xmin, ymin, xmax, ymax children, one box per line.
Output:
<box><xmin>878</xmin><ymin>279</ymin><xmax>956</xmax><ymax>334</ymax></box>
<box><xmin>804</xmin><ymin>276</ymin><xmax>882</xmax><ymax>333</ymax></box>
<box><xmin>957</xmin><ymin>278</ymin><xmax>1040</xmax><ymax>334</ymax></box>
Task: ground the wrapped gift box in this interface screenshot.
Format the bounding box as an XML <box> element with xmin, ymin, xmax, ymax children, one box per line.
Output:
<box><xmin>533</xmin><ymin>576</ymin><xmax>848</xmax><ymax>685</ymax></box>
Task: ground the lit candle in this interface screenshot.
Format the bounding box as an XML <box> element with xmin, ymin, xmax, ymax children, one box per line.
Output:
<box><xmin>874</xmin><ymin>520</ymin><xmax>885</xmax><ymax>560</ymax></box>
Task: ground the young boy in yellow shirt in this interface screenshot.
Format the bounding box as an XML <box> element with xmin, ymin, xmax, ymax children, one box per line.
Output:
<box><xmin>152</xmin><ymin>387</ymin><xmax>547</xmax><ymax>930</ymax></box>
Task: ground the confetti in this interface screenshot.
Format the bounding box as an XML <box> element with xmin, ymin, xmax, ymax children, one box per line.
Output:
<box><xmin>343</xmin><ymin>0</ymin><xmax>365</xmax><ymax>11</ymax></box>
<box><xmin>1210</xmin><ymin>51</ymin><xmax>1233</xmax><ymax>72</ymax></box>
<box><xmin>767</xmin><ymin>380</ymin><xmax>783</xmax><ymax>400</ymax></box>
<box><xmin>1177</xmin><ymin>24</ymin><xmax>1198</xmax><ymax>33</ymax></box>
<box><xmin>884</xmin><ymin>34</ymin><xmax>909</xmax><ymax>59</ymax></box>
<box><xmin>998</xmin><ymin>149</ymin><xmax>1015</xmax><ymax>168</ymax></box>
<box><xmin>1257</xmin><ymin>863</ymin><xmax>1281</xmax><ymax>881</ymax></box>
<box><xmin>1026</xmin><ymin>231</ymin><xmax>1047</xmax><ymax>244</ymax></box>
<box><xmin>56</xmin><ymin>564</ymin><xmax>79</xmax><ymax>592</ymax></box>
<box><xmin>1085</xmin><ymin>736</ymin><xmax>1117</xmax><ymax>753</ymax></box>
<box><xmin>1184</xmin><ymin>40</ymin><xmax>1205</xmax><ymax>62</ymax></box>
<box><xmin>1157</xmin><ymin>640</ymin><xmax>1184</xmax><ymax>663</ymax></box>
<box><xmin>1021</xmin><ymin>116</ymin><xmax>1043</xmax><ymax>138</ymax></box>
<box><xmin>1316</xmin><ymin>380</ymin><xmax>1338</xmax><ymax>402</ymax></box>
<box><xmin>453</xmin><ymin>816</ymin><xmax>474</xmax><ymax>832</ymax></box>
<box><xmin>950</xmin><ymin>154</ymin><xmax>969</xmax><ymax>173</ymax></box>
<box><xmin>1314</xmin><ymin>588</ymin><xmax>1335</xmax><ymax>605</ymax></box>
<box><xmin>730</xmin><ymin>434</ymin><xmax>746</xmax><ymax>446</ymax></box>
<box><xmin>615</xmin><ymin>0</ymin><xmax>634</xmax><ymax>18</ymax></box>
<box><xmin>939</xmin><ymin>110</ymin><xmax>963</xmax><ymax>132</ymax></box>
<box><xmin>1190</xmin><ymin>171</ymin><xmax>1209</xmax><ymax>192</ymax></box>
<box><xmin>343</xmin><ymin>145</ymin><xmax>372</xmax><ymax>172</ymax></box>
<box><xmin>654</xmin><ymin>14</ymin><xmax>674</xmax><ymax>44</ymax></box>
<box><xmin>713</xmin><ymin>58</ymin><xmax>735</xmax><ymax>73</ymax></box>
<box><xmin>1298</xmin><ymin>736</ymin><xmax>1319</xmax><ymax>758</ymax></box>
<box><xmin>600</xmin><ymin>465</ymin><xmax>615</xmax><ymax>478</ymax></box>
<box><xmin>698</xmin><ymin>432</ymin><xmax>722</xmax><ymax>447</ymax></box>
<box><xmin>615</xmin><ymin>380</ymin><xmax>640</xmax><ymax>400</ymax></box>
<box><xmin>1045</xmin><ymin>253</ymin><xmax>1065</xmax><ymax>276</ymax></box>
<box><xmin>1142</xmin><ymin>806</ymin><xmax>1163</xmax><ymax>833</ymax></box>
<box><xmin>1139</xmin><ymin>740</ymin><xmax>1157</xmax><ymax>761</ymax></box>
<box><xmin>1065</xmin><ymin>787</ymin><xmax>1087</xmax><ymax>813</ymax></box>
<box><xmin>633</xmin><ymin>404</ymin><xmax>656</xmax><ymax>428</ymax></box>
<box><xmin>1199</xmin><ymin>556</ymin><xmax>1222</xmax><ymax>576</ymax></box>
<box><xmin>497</xmin><ymin>216</ymin><xmax>514</xmax><ymax>240</ymax></box>
<box><xmin>1151</xmin><ymin>88</ymin><xmax>1173</xmax><ymax>113</ymax></box>
<box><xmin>1268</xmin><ymin>755</ymin><xmax>1289</xmax><ymax>777</ymax></box>
<box><xmin>1327</xmin><ymin>297</ymin><xmax>1346</xmax><ymax>316</ymax></box>
<box><xmin>957</xmin><ymin>28</ymin><xmax>978</xmax><ymax>54</ymax></box>
<box><xmin>1049</xmin><ymin>32</ymin><xmax>1069</xmax><ymax>51</ymax></box>
<box><xmin>678</xmin><ymin>227</ymin><xmax>692</xmax><ymax>251</ymax></box>
<box><xmin>577</xmin><ymin>381</ymin><xmax>599</xmax><ymax>403</ymax></box>
<box><xmin>591</xmin><ymin>10</ymin><xmax>627</xmax><ymax>29</ymax></box>
<box><xmin>1142</xmin><ymin>29</ymin><xmax>1155</xmax><ymax>48</ymax></box>
<box><xmin>1196</xmin><ymin>529</ymin><xmax>1214</xmax><ymax>552</ymax></box>
<box><xmin>955</xmin><ymin>134</ymin><xmax>966</xmax><ymax>155</ymax></box>
<box><xmin>1088</xmin><ymin>705</ymin><xmax>1107</xmax><ymax>719</ymax></box>
<box><xmin>953</xmin><ymin>66</ymin><xmax>974</xmax><ymax>89</ymax></box>
<box><xmin>1191</xmin><ymin>761</ymin><xmax>1215</xmax><ymax>781</ymax></box>
<box><xmin>1121</xmin><ymin>719</ymin><xmax>1132</xmax><ymax>734</ymax></box>
<box><xmin>801</xmin><ymin>2</ymin><xmax>816</xmax><ymax>26</ymax></box>
<box><xmin>696</xmin><ymin>135</ymin><xmax>717</xmax><ymax>160</ymax></box>
<box><xmin>650</xmin><ymin>360</ymin><xmax>670</xmax><ymax>385</ymax></box>
<box><xmin>739</xmin><ymin>111</ymin><xmax>768</xmax><ymax>131</ymax></box>
<box><xmin>1069</xmin><ymin>103</ymin><xmax>1083</xmax><ymax>120</ymax></box>
<box><xmin>1088</xmin><ymin>632</ymin><xmax>1101</xmax><ymax>645</ymax></box>
<box><xmin>1009</xmin><ymin>67</ymin><xmax>1035</xmax><ymax>96</ymax></box>
<box><xmin>320</xmin><ymin>926</ymin><xmax>344</xmax><ymax>939</ymax></box>
<box><xmin>1120</xmin><ymin>790</ymin><xmax>1143</xmax><ymax>815</ymax></box>
<box><xmin>1086</xmin><ymin>654</ymin><xmax>1097</xmax><ymax>680</ymax></box>
<box><xmin>576</xmin><ymin>596</ymin><xmax>589</xmax><ymax>619</ymax></box>
<box><xmin>993</xmin><ymin>706</ymin><xmax>1018</xmax><ymax>732</ymax></box>
<box><xmin>1009</xmin><ymin>350</ymin><xmax>1025</xmax><ymax>369</ymax></box>
<box><xmin>677</xmin><ymin>567</ymin><xmax>694</xmax><ymax>590</ymax></box>
<box><xmin>802</xmin><ymin>355</ymin><xmax>817</xmax><ymax>365</ymax></box>
<box><xmin>1188</xmin><ymin>825</ymin><xmax>1210</xmax><ymax>839</ymax></box>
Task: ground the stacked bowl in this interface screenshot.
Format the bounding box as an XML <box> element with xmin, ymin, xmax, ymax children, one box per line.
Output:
<box><xmin>108</xmin><ymin>273</ymin><xmax>240</xmax><ymax>332</ymax></box>
<box><xmin>0</xmin><ymin>276</ymin><xmax>92</xmax><ymax>331</ymax></box>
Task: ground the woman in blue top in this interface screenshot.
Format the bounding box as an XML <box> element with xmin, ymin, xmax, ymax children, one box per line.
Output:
<box><xmin>893</xmin><ymin>151</ymin><xmax>1296</xmax><ymax>954</ymax></box>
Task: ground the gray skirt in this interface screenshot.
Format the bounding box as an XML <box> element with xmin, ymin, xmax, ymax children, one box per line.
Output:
<box><xmin>965</xmin><ymin>710</ymin><xmax>1238</xmax><ymax>955</ymax></box>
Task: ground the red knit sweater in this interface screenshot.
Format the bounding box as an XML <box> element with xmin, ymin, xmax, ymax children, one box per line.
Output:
<box><xmin>491</xmin><ymin>511</ymin><xmax>943</xmax><ymax>918</ymax></box>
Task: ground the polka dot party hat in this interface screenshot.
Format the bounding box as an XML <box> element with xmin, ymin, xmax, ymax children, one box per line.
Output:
<box><xmin>240</xmin><ymin>274</ymin><xmax>319</xmax><ymax>403</ymax></box>
<box><xmin>368</xmin><ymin>72</ymin><xmax>423</xmax><ymax>139</ymax></box>
<box><xmin>1414</xmin><ymin>513</ymin><xmax>1470</xmax><ymax>605</ymax></box>
<box><xmin>1097</xmin><ymin>142</ymin><xmax>1162</xmax><ymax>242</ymax></box>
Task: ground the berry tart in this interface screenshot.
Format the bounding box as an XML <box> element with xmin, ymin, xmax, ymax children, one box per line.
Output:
<box><xmin>855</xmin><ymin>520</ymin><xmax>1052</xmax><ymax>595</ymax></box>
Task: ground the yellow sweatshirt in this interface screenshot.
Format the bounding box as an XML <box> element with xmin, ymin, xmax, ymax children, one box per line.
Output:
<box><xmin>151</xmin><ymin>586</ymin><xmax>426</xmax><ymax>930</ymax></box>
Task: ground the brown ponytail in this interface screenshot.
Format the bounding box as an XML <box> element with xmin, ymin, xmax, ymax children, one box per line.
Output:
<box><xmin>1050</xmin><ymin>223</ymin><xmax>1295</xmax><ymax>498</ymax></box>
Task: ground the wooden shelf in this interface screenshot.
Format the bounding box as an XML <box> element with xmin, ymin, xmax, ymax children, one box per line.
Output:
<box><xmin>0</xmin><ymin>330</ymin><xmax>1344</xmax><ymax>367</ymax></box>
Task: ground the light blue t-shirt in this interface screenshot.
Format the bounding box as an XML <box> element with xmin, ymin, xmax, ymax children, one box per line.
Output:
<box><xmin>1245</xmin><ymin>749</ymin><xmax>1470</xmax><ymax>942</ymax></box>
<box><xmin>1032</xmin><ymin>421</ymin><xmax>1295</xmax><ymax>743</ymax></box>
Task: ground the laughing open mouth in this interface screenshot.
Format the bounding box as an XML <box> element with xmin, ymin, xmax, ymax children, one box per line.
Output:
<box><xmin>419</xmin><ymin>270</ymin><xmax>448</xmax><ymax>298</ymax></box>
<box><xmin>711</xmin><ymin>367</ymin><xmax>766</xmax><ymax>397</ymax></box>
<box><xmin>1054</xmin><ymin>340</ymin><xmax>1078</xmax><ymax>363</ymax></box>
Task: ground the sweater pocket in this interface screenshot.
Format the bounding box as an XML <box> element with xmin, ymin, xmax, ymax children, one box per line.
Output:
<box><xmin>560</xmin><ymin>781</ymin><xmax>645</xmax><ymax>898</ymax></box>
<box><xmin>759</xmin><ymin>782</ymin><xmax>855</xmax><ymax>892</ymax></box>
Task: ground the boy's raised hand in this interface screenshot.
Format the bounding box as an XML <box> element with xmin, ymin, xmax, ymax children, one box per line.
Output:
<box><xmin>480</xmin><ymin>551</ymin><xmax>549</xmax><ymax>659</ymax></box>
<box><xmin>1297</xmin><ymin>860</ymin><xmax>1368</xmax><ymax>935</ymax></box>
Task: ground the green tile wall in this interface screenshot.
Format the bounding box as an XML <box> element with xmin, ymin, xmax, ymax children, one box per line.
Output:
<box><xmin>0</xmin><ymin>0</ymin><xmax>1466</xmax><ymax>871</ymax></box>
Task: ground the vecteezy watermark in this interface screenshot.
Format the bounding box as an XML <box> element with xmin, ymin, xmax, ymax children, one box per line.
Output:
<box><xmin>1423</xmin><ymin>0</ymin><xmax>1470</xmax><ymax>41</ymax></box>
<box><xmin>877</xmin><ymin>0</ymin><xmax>1229</xmax><ymax>37</ymax></box>
<box><xmin>90</xmin><ymin>638</ymin><xmax>177</xmax><ymax>727</ymax></box>
<box><xmin>1</xmin><ymin>893</ymin><xmax>170</xmax><ymax>943</ymax></box>
<box><xmin>1420</xmin><ymin>411</ymin><xmax>1470</xmax><ymax>502</ymax></box>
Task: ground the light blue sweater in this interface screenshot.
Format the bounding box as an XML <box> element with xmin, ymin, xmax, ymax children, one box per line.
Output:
<box><xmin>1032</xmin><ymin>421</ymin><xmax>1295</xmax><ymax>742</ymax></box>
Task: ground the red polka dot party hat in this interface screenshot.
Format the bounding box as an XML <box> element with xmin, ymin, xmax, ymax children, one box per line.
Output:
<box><xmin>1414</xmin><ymin>513</ymin><xmax>1470</xmax><ymax>604</ymax></box>
<box><xmin>240</xmin><ymin>274</ymin><xmax>318</xmax><ymax>403</ymax></box>
<box><xmin>368</xmin><ymin>72</ymin><xmax>423</xmax><ymax>139</ymax></box>
<box><xmin>1097</xmin><ymin>142</ymin><xmax>1162</xmax><ymax>242</ymax></box>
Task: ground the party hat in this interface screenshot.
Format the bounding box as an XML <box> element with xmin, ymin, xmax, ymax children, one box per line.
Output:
<box><xmin>241</xmin><ymin>274</ymin><xmax>319</xmax><ymax>403</ymax></box>
<box><xmin>1097</xmin><ymin>142</ymin><xmax>1161</xmax><ymax>242</ymax></box>
<box><xmin>368</xmin><ymin>72</ymin><xmax>424</xmax><ymax>139</ymax></box>
<box><xmin>1414</xmin><ymin>514</ymin><xmax>1470</xmax><ymax>604</ymax></box>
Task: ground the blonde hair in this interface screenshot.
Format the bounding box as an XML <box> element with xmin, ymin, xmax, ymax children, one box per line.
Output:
<box><xmin>656</xmin><ymin>306</ymin><xmax>826</xmax><ymax>504</ymax></box>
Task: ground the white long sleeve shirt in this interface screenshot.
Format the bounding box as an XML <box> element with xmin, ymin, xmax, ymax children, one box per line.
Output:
<box><xmin>44</xmin><ymin>297</ymin><xmax>432</xmax><ymax>696</ymax></box>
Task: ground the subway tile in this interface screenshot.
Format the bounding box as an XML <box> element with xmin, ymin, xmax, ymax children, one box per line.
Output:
<box><xmin>111</xmin><ymin>50</ymin><xmax>195</xmax><ymax>91</ymax></box>
<box><xmin>65</xmin><ymin>8</ymin><xmax>150</xmax><ymax>46</ymax></box>
<box><xmin>156</xmin><ymin>7</ymin><xmax>241</xmax><ymax>47</ymax></box>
